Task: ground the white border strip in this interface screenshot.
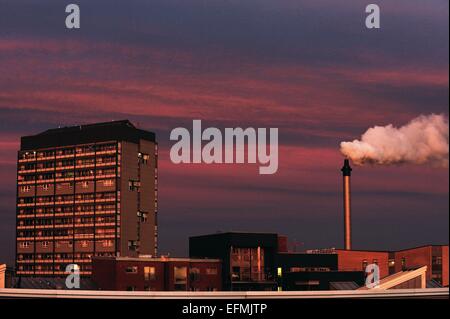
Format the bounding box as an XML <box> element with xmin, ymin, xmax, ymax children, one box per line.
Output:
<box><xmin>0</xmin><ymin>288</ymin><xmax>448</xmax><ymax>299</ymax></box>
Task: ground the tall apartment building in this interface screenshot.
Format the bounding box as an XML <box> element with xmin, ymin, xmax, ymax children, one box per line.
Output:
<box><xmin>16</xmin><ymin>120</ymin><xmax>158</xmax><ymax>277</ymax></box>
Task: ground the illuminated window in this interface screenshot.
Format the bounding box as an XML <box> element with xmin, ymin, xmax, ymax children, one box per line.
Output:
<box><xmin>20</xmin><ymin>242</ymin><xmax>30</xmax><ymax>248</ymax></box>
<box><xmin>20</xmin><ymin>186</ymin><xmax>31</xmax><ymax>193</ymax></box>
<box><xmin>277</xmin><ymin>267</ymin><xmax>282</xmax><ymax>277</ymax></box>
<box><xmin>103</xmin><ymin>179</ymin><xmax>115</xmax><ymax>187</ymax></box>
<box><xmin>174</xmin><ymin>267</ymin><xmax>187</xmax><ymax>291</ymax></box>
<box><xmin>102</xmin><ymin>240</ymin><xmax>113</xmax><ymax>247</ymax></box>
<box><xmin>144</xmin><ymin>266</ymin><xmax>156</xmax><ymax>280</ymax></box>
<box><xmin>138</xmin><ymin>152</ymin><xmax>150</xmax><ymax>165</ymax></box>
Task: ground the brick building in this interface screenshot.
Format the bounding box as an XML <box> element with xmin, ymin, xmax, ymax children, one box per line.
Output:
<box><xmin>394</xmin><ymin>245</ymin><xmax>448</xmax><ymax>287</ymax></box>
<box><xmin>335</xmin><ymin>245</ymin><xmax>449</xmax><ymax>287</ymax></box>
<box><xmin>92</xmin><ymin>257</ymin><xmax>222</xmax><ymax>291</ymax></box>
<box><xmin>335</xmin><ymin>249</ymin><xmax>390</xmax><ymax>279</ymax></box>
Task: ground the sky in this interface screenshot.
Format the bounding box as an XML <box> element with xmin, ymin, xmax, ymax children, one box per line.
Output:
<box><xmin>0</xmin><ymin>0</ymin><xmax>448</xmax><ymax>265</ymax></box>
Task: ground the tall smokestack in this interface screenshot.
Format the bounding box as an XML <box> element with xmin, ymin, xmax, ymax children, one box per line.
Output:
<box><xmin>341</xmin><ymin>159</ymin><xmax>352</xmax><ymax>250</ymax></box>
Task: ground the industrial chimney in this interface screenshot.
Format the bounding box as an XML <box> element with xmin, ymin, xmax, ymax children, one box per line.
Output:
<box><xmin>341</xmin><ymin>159</ymin><xmax>352</xmax><ymax>250</ymax></box>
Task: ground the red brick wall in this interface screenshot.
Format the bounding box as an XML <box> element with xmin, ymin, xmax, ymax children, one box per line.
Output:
<box><xmin>277</xmin><ymin>236</ymin><xmax>288</xmax><ymax>253</ymax></box>
<box><xmin>394</xmin><ymin>246</ymin><xmax>431</xmax><ymax>280</ymax></box>
<box><xmin>442</xmin><ymin>246</ymin><xmax>449</xmax><ymax>287</ymax></box>
<box><xmin>336</xmin><ymin>250</ymin><xmax>390</xmax><ymax>278</ymax></box>
<box><xmin>91</xmin><ymin>258</ymin><xmax>117</xmax><ymax>291</ymax></box>
<box><xmin>92</xmin><ymin>258</ymin><xmax>221</xmax><ymax>291</ymax></box>
<box><xmin>187</xmin><ymin>261</ymin><xmax>222</xmax><ymax>291</ymax></box>
<box><xmin>114</xmin><ymin>260</ymin><xmax>165</xmax><ymax>291</ymax></box>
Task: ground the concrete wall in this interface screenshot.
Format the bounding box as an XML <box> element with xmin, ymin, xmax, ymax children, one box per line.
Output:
<box><xmin>119</xmin><ymin>140</ymin><xmax>157</xmax><ymax>258</ymax></box>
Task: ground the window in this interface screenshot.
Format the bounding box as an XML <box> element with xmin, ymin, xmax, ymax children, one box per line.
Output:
<box><xmin>102</xmin><ymin>240</ymin><xmax>114</xmax><ymax>247</ymax></box>
<box><xmin>362</xmin><ymin>259</ymin><xmax>368</xmax><ymax>271</ymax></box>
<box><xmin>20</xmin><ymin>185</ymin><xmax>31</xmax><ymax>193</ymax></box>
<box><xmin>433</xmin><ymin>256</ymin><xmax>443</xmax><ymax>265</ymax></box>
<box><xmin>128</xmin><ymin>240</ymin><xmax>138</xmax><ymax>251</ymax></box>
<box><xmin>42</xmin><ymin>184</ymin><xmax>50</xmax><ymax>191</ymax></box>
<box><xmin>144</xmin><ymin>266</ymin><xmax>156</xmax><ymax>281</ymax></box>
<box><xmin>103</xmin><ymin>179</ymin><xmax>115</xmax><ymax>187</ymax></box>
<box><xmin>42</xmin><ymin>241</ymin><xmax>49</xmax><ymax>248</ymax></box>
<box><xmin>126</xmin><ymin>266</ymin><xmax>138</xmax><ymax>274</ymax></box>
<box><xmin>206</xmin><ymin>268</ymin><xmax>218</xmax><ymax>275</ymax></box>
<box><xmin>128</xmin><ymin>180</ymin><xmax>140</xmax><ymax>191</ymax></box>
<box><xmin>138</xmin><ymin>153</ymin><xmax>150</xmax><ymax>165</ymax></box>
<box><xmin>189</xmin><ymin>268</ymin><xmax>200</xmax><ymax>282</ymax></box>
<box><xmin>174</xmin><ymin>267</ymin><xmax>187</xmax><ymax>291</ymax></box>
<box><xmin>137</xmin><ymin>211</ymin><xmax>148</xmax><ymax>222</ymax></box>
<box><xmin>20</xmin><ymin>241</ymin><xmax>30</xmax><ymax>248</ymax></box>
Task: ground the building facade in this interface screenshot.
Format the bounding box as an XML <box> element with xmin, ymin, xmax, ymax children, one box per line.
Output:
<box><xmin>276</xmin><ymin>252</ymin><xmax>365</xmax><ymax>291</ymax></box>
<box><xmin>189</xmin><ymin>232</ymin><xmax>368</xmax><ymax>291</ymax></box>
<box><xmin>335</xmin><ymin>249</ymin><xmax>391</xmax><ymax>279</ymax></box>
<box><xmin>92</xmin><ymin>257</ymin><xmax>222</xmax><ymax>291</ymax></box>
<box><xmin>189</xmin><ymin>232</ymin><xmax>279</xmax><ymax>291</ymax></box>
<box><xmin>16</xmin><ymin>120</ymin><xmax>158</xmax><ymax>277</ymax></box>
<box><xmin>394</xmin><ymin>245</ymin><xmax>448</xmax><ymax>287</ymax></box>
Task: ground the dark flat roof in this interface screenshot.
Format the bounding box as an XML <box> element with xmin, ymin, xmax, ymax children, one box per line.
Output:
<box><xmin>393</xmin><ymin>244</ymin><xmax>449</xmax><ymax>253</ymax></box>
<box><xmin>190</xmin><ymin>231</ymin><xmax>280</xmax><ymax>238</ymax></box>
<box><xmin>20</xmin><ymin>120</ymin><xmax>156</xmax><ymax>150</ymax></box>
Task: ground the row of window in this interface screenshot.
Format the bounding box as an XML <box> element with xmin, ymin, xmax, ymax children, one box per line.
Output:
<box><xmin>18</xmin><ymin>227</ymin><xmax>117</xmax><ymax>238</ymax></box>
<box><xmin>19</xmin><ymin>240</ymin><xmax>115</xmax><ymax>249</ymax></box>
<box><xmin>19</xmin><ymin>179</ymin><xmax>116</xmax><ymax>193</ymax></box>
<box><xmin>19</xmin><ymin>156</ymin><xmax>117</xmax><ymax>171</ymax></box>
<box><xmin>19</xmin><ymin>144</ymin><xmax>118</xmax><ymax>160</ymax></box>
<box><xmin>18</xmin><ymin>192</ymin><xmax>116</xmax><ymax>204</ymax></box>
<box><xmin>18</xmin><ymin>216</ymin><xmax>116</xmax><ymax>226</ymax></box>
<box><xmin>18</xmin><ymin>203</ymin><xmax>117</xmax><ymax>215</ymax></box>
<box><xmin>19</xmin><ymin>168</ymin><xmax>117</xmax><ymax>181</ymax></box>
<box><xmin>18</xmin><ymin>264</ymin><xmax>93</xmax><ymax>272</ymax></box>
<box><xmin>125</xmin><ymin>266</ymin><xmax>218</xmax><ymax>279</ymax></box>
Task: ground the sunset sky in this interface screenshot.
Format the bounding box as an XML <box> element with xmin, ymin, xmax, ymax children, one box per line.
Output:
<box><xmin>0</xmin><ymin>0</ymin><xmax>448</xmax><ymax>265</ymax></box>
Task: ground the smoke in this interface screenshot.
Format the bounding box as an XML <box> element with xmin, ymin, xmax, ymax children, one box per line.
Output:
<box><xmin>340</xmin><ymin>114</ymin><xmax>449</xmax><ymax>167</ymax></box>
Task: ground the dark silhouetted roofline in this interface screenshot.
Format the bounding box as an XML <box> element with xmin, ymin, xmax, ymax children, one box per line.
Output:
<box><xmin>20</xmin><ymin>120</ymin><xmax>156</xmax><ymax>150</ymax></box>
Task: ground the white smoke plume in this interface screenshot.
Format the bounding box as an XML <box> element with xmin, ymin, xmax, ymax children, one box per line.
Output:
<box><xmin>340</xmin><ymin>114</ymin><xmax>449</xmax><ymax>167</ymax></box>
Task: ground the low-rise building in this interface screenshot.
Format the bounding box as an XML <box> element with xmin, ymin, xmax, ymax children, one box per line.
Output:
<box><xmin>92</xmin><ymin>256</ymin><xmax>222</xmax><ymax>291</ymax></box>
<box><xmin>394</xmin><ymin>245</ymin><xmax>448</xmax><ymax>287</ymax></box>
